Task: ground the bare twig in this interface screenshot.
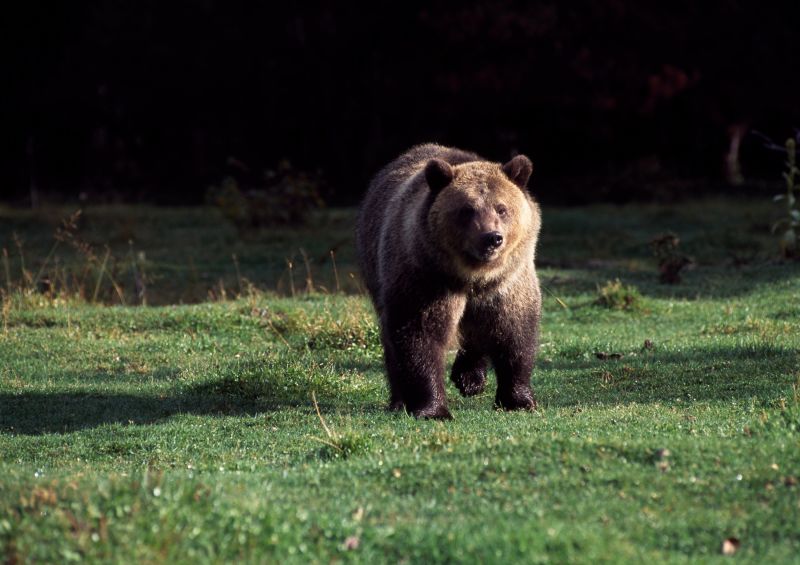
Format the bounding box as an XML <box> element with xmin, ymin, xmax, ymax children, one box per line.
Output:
<box><xmin>93</xmin><ymin>247</ymin><xmax>111</xmax><ymax>303</ymax></box>
<box><xmin>13</xmin><ymin>232</ymin><xmax>31</xmax><ymax>286</ymax></box>
<box><xmin>541</xmin><ymin>284</ymin><xmax>569</xmax><ymax>310</ymax></box>
<box><xmin>31</xmin><ymin>241</ymin><xmax>60</xmax><ymax>291</ymax></box>
<box><xmin>128</xmin><ymin>240</ymin><xmax>147</xmax><ymax>305</ymax></box>
<box><xmin>286</xmin><ymin>258</ymin><xmax>296</xmax><ymax>297</ymax></box>
<box><xmin>311</xmin><ymin>391</ymin><xmax>335</xmax><ymax>440</ymax></box>
<box><xmin>330</xmin><ymin>249</ymin><xmax>340</xmax><ymax>293</ymax></box>
<box><xmin>2</xmin><ymin>248</ymin><xmax>11</xmax><ymax>294</ymax></box>
<box><xmin>232</xmin><ymin>253</ymin><xmax>243</xmax><ymax>295</ymax></box>
<box><xmin>751</xmin><ymin>130</ymin><xmax>791</xmax><ymax>153</ymax></box>
<box><xmin>309</xmin><ymin>435</ymin><xmax>343</xmax><ymax>452</ymax></box>
<box><xmin>299</xmin><ymin>248</ymin><xmax>314</xmax><ymax>293</ymax></box>
<box><xmin>265</xmin><ymin>317</ymin><xmax>290</xmax><ymax>347</ymax></box>
<box><xmin>2</xmin><ymin>292</ymin><xmax>10</xmax><ymax>335</ymax></box>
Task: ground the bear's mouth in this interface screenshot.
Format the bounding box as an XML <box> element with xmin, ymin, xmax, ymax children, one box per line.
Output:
<box><xmin>465</xmin><ymin>247</ymin><xmax>501</xmax><ymax>265</ymax></box>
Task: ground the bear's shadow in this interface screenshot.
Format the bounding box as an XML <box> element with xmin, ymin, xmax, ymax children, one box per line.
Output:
<box><xmin>0</xmin><ymin>360</ymin><xmax>384</xmax><ymax>435</ymax></box>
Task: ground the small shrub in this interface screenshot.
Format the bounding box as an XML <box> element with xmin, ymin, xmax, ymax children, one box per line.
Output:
<box><xmin>754</xmin><ymin>130</ymin><xmax>800</xmax><ymax>259</ymax></box>
<box><xmin>316</xmin><ymin>431</ymin><xmax>372</xmax><ymax>460</ymax></box>
<box><xmin>595</xmin><ymin>279</ymin><xmax>642</xmax><ymax>310</ymax></box>
<box><xmin>650</xmin><ymin>231</ymin><xmax>692</xmax><ymax>284</ymax></box>
<box><xmin>252</xmin><ymin>302</ymin><xmax>379</xmax><ymax>351</ymax></box>
<box><xmin>772</xmin><ymin>137</ymin><xmax>800</xmax><ymax>259</ymax></box>
<box><xmin>311</xmin><ymin>392</ymin><xmax>372</xmax><ymax>460</ymax></box>
<box><xmin>207</xmin><ymin>159</ymin><xmax>325</xmax><ymax>229</ymax></box>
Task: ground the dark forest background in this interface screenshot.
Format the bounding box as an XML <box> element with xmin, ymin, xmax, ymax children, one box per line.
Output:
<box><xmin>4</xmin><ymin>1</ymin><xmax>799</xmax><ymax>206</ymax></box>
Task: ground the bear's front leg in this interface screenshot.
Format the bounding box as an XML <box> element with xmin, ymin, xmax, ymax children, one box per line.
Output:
<box><xmin>382</xmin><ymin>293</ymin><xmax>465</xmax><ymax>419</ymax></box>
<box><xmin>450</xmin><ymin>349</ymin><xmax>488</xmax><ymax>397</ymax></box>
<box><xmin>490</xmin><ymin>309</ymin><xmax>540</xmax><ymax>411</ymax></box>
<box><xmin>492</xmin><ymin>349</ymin><xmax>537</xmax><ymax>411</ymax></box>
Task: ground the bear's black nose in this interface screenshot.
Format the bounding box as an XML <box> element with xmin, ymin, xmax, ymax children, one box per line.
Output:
<box><xmin>482</xmin><ymin>232</ymin><xmax>504</xmax><ymax>249</ymax></box>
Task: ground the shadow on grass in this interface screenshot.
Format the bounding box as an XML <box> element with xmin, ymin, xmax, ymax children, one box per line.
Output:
<box><xmin>537</xmin><ymin>343</ymin><xmax>799</xmax><ymax>408</ymax></box>
<box><xmin>542</xmin><ymin>261</ymin><xmax>800</xmax><ymax>301</ymax></box>
<box><xmin>3</xmin><ymin>343</ymin><xmax>797</xmax><ymax>434</ymax></box>
<box><xmin>0</xmin><ymin>361</ymin><xmax>383</xmax><ymax>435</ymax></box>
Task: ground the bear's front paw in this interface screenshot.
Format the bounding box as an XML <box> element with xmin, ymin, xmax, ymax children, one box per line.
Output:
<box><xmin>450</xmin><ymin>353</ymin><xmax>488</xmax><ymax>397</ymax></box>
<box><xmin>451</xmin><ymin>367</ymin><xmax>487</xmax><ymax>397</ymax></box>
<box><xmin>495</xmin><ymin>387</ymin><xmax>537</xmax><ymax>411</ymax></box>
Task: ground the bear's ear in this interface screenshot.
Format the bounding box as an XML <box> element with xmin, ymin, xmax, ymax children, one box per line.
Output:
<box><xmin>424</xmin><ymin>158</ymin><xmax>454</xmax><ymax>193</ymax></box>
<box><xmin>502</xmin><ymin>155</ymin><xmax>533</xmax><ymax>190</ymax></box>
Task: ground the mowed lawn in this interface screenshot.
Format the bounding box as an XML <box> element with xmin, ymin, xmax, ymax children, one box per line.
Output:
<box><xmin>1</xmin><ymin>200</ymin><xmax>799</xmax><ymax>563</ymax></box>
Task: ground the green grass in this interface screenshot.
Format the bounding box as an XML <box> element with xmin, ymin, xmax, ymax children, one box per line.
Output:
<box><xmin>2</xmin><ymin>199</ymin><xmax>800</xmax><ymax>562</ymax></box>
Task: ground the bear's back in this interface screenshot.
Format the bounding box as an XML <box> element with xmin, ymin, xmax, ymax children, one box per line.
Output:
<box><xmin>356</xmin><ymin>144</ymin><xmax>481</xmax><ymax>302</ymax></box>
<box><xmin>369</xmin><ymin>144</ymin><xmax>480</xmax><ymax>198</ymax></box>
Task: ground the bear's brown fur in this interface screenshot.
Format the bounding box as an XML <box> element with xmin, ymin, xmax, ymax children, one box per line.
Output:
<box><xmin>356</xmin><ymin>143</ymin><xmax>542</xmax><ymax>419</ymax></box>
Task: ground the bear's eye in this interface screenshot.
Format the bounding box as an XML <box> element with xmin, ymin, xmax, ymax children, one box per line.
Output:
<box><xmin>496</xmin><ymin>205</ymin><xmax>508</xmax><ymax>217</ymax></box>
<box><xmin>457</xmin><ymin>206</ymin><xmax>475</xmax><ymax>223</ymax></box>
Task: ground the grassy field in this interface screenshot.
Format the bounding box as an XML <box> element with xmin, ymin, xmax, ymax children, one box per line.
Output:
<box><xmin>1</xmin><ymin>199</ymin><xmax>799</xmax><ymax>563</ymax></box>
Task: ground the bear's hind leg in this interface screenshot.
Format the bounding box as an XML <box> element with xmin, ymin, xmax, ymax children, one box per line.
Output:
<box><xmin>381</xmin><ymin>331</ymin><xmax>407</xmax><ymax>412</ymax></box>
<box><xmin>450</xmin><ymin>349</ymin><xmax>488</xmax><ymax>397</ymax></box>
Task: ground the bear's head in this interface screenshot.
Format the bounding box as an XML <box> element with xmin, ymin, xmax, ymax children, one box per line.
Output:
<box><xmin>425</xmin><ymin>155</ymin><xmax>540</xmax><ymax>281</ymax></box>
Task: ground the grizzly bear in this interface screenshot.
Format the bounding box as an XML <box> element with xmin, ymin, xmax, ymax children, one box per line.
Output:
<box><xmin>356</xmin><ymin>143</ymin><xmax>542</xmax><ymax>419</ymax></box>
